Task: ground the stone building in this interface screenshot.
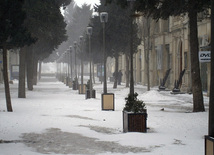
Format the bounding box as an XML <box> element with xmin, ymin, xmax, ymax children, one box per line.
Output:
<box><xmin>118</xmin><ymin>11</ymin><xmax>211</xmax><ymax>96</ymax></box>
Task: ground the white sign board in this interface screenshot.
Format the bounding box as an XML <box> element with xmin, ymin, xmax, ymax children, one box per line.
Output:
<box><xmin>199</xmin><ymin>51</ymin><xmax>211</xmax><ymax>63</ymax></box>
<box><xmin>12</xmin><ymin>65</ymin><xmax>19</xmax><ymax>72</ymax></box>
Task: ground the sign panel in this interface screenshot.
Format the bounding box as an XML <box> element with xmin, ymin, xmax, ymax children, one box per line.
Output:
<box><xmin>11</xmin><ymin>65</ymin><xmax>19</xmax><ymax>80</ymax></box>
<box><xmin>97</xmin><ymin>64</ymin><xmax>104</xmax><ymax>77</ymax></box>
<box><xmin>12</xmin><ymin>65</ymin><xmax>19</xmax><ymax>72</ymax></box>
<box><xmin>199</xmin><ymin>51</ymin><xmax>211</xmax><ymax>63</ymax></box>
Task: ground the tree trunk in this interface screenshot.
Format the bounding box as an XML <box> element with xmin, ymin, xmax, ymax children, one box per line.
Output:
<box><xmin>143</xmin><ymin>17</ymin><xmax>151</xmax><ymax>91</ymax></box>
<box><xmin>38</xmin><ymin>60</ymin><xmax>42</xmax><ymax>80</ymax></box>
<box><xmin>2</xmin><ymin>46</ymin><xmax>13</xmax><ymax>112</ymax></box>
<box><xmin>18</xmin><ymin>47</ymin><xmax>26</xmax><ymax>98</ymax></box>
<box><xmin>33</xmin><ymin>58</ymin><xmax>38</xmax><ymax>85</ymax></box>
<box><xmin>145</xmin><ymin>42</ymin><xmax>150</xmax><ymax>91</ymax></box>
<box><xmin>113</xmin><ymin>55</ymin><xmax>119</xmax><ymax>89</ymax></box>
<box><xmin>146</xmin><ymin>18</ymin><xmax>150</xmax><ymax>91</ymax></box>
<box><xmin>188</xmin><ymin>2</ymin><xmax>205</xmax><ymax>112</ymax></box>
<box><xmin>125</xmin><ymin>53</ymin><xmax>129</xmax><ymax>87</ymax></box>
<box><xmin>129</xmin><ymin>15</ymin><xmax>134</xmax><ymax>98</ymax></box>
<box><xmin>209</xmin><ymin>0</ymin><xmax>214</xmax><ymax>136</ymax></box>
<box><xmin>92</xmin><ymin>62</ymin><xmax>95</xmax><ymax>84</ymax></box>
<box><xmin>26</xmin><ymin>47</ymin><xmax>34</xmax><ymax>90</ymax></box>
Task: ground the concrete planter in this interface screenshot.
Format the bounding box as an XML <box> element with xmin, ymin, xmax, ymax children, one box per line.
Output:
<box><xmin>68</xmin><ymin>81</ymin><xmax>72</xmax><ymax>88</ymax></box>
<box><xmin>205</xmin><ymin>135</ymin><xmax>214</xmax><ymax>155</ymax></box>
<box><xmin>85</xmin><ymin>89</ymin><xmax>96</xmax><ymax>99</ymax></box>
<box><xmin>79</xmin><ymin>84</ymin><xmax>86</xmax><ymax>94</ymax></box>
<box><xmin>101</xmin><ymin>93</ymin><xmax>114</xmax><ymax>111</ymax></box>
<box><xmin>72</xmin><ymin>80</ymin><xmax>78</xmax><ymax>90</ymax></box>
<box><xmin>123</xmin><ymin>110</ymin><xmax>147</xmax><ymax>133</ymax></box>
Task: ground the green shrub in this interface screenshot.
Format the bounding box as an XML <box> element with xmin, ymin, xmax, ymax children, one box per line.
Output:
<box><xmin>123</xmin><ymin>93</ymin><xmax>146</xmax><ymax>113</ymax></box>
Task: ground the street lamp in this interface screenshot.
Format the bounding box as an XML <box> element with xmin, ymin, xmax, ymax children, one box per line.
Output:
<box><xmin>100</xmin><ymin>12</ymin><xmax>108</xmax><ymax>94</ymax></box>
<box><xmin>100</xmin><ymin>12</ymin><xmax>114</xmax><ymax>111</ymax></box>
<box><xmin>79</xmin><ymin>36</ymin><xmax>84</xmax><ymax>94</ymax></box>
<box><xmin>87</xmin><ymin>26</ymin><xmax>93</xmax><ymax>98</ymax></box>
<box><xmin>73</xmin><ymin>41</ymin><xmax>78</xmax><ymax>90</ymax></box>
<box><xmin>69</xmin><ymin>46</ymin><xmax>73</xmax><ymax>81</ymax></box>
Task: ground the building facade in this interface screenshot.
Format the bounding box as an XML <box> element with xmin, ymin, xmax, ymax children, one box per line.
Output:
<box><xmin>118</xmin><ymin>12</ymin><xmax>211</xmax><ymax>96</ymax></box>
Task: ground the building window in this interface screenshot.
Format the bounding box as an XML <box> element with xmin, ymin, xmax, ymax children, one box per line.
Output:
<box><xmin>163</xmin><ymin>19</ymin><xmax>169</xmax><ymax>32</ymax></box>
<box><xmin>156</xmin><ymin>45</ymin><xmax>163</xmax><ymax>70</ymax></box>
<box><xmin>169</xmin><ymin>54</ymin><xmax>172</xmax><ymax>69</ymax></box>
<box><xmin>154</xmin><ymin>21</ymin><xmax>160</xmax><ymax>34</ymax></box>
<box><xmin>165</xmin><ymin>44</ymin><xmax>170</xmax><ymax>69</ymax></box>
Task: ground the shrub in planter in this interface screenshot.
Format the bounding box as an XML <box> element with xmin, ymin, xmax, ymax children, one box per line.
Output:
<box><xmin>72</xmin><ymin>77</ymin><xmax>79</xmax><ymax>90</ymax></box>
<box><xmin>85</xmin><ymin>79</ymin><xmax>96</xmax><ymax>99</ymax></box>
<box><xmin>86</xmin><ymin>79</ymin><xmax>93</xmax><ymax>90</ymax></box>
<box><xmin>123</xmin><ymin>93</ymin><xmax>147</xmax><ymax>133</ymax></box>
<box><xmin>86</xmin><ymin>89</ymin><xmax>96</xmax><ymax>99</ymax></box>
<box><xmin>124</xmin><ymin>93</ymin><xmax>146</xmax><ymax>113</ymax></box>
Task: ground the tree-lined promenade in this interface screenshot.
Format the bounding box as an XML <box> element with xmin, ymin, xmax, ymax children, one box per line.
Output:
<box><xmin>0</xmin><ymin>0</ymin><xmax>213</xmax><ymax>137</ymax></box>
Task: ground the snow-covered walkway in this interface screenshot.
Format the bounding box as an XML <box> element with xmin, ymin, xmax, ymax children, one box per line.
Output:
<box><xmin>0</xmin><ymin>77</ymin><xmax>209</xmax><ymax>155</ymax></box>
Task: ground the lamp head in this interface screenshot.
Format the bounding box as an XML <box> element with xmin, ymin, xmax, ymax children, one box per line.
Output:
<box><xmin>100</xmin><ymin>12</ymin><xmax>108</xmax><ymax>23</ymax></box>
<box><xmin>73</xmin><ymin>41</ymin><xmax>77</xmax><ymax>48</ymax></box>
<box><xmin>87</xmin><ymin>27</ymin><xmax>93</xmax><ymax>35</ymax></box>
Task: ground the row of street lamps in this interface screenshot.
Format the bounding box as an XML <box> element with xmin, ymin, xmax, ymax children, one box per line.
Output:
<box><xmin>58</xmin><ymin>0</ymin><xmax>134</xmax><ymax>97</ymax></box>
<box><xmin>59</xmin><ymin>10</ymin><xmax>108</xmax><ymax>95</ymax></box>
<box><xmin>86</xmin><ymin>12</ymin><xmax>108</xmax><ymax>97</ymax></box>
<box><xmin>57</xmin><ymin>1</ymin><xmax>135</xmax><ymax>111</ymax></box>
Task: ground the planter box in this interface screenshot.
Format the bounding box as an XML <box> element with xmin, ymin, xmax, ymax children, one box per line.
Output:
<box><xmin>79</xmin><ymin>84</ymin><xmax>86</xmax><ymax>94</ymax></box>
<box><xmin>72</xmin><ymin>81</ymin><xmax>79</xmax><ymax>90</ymax></box>
<box><xmin>65</xmin><ymin>77</ymin><xmax>69</xmax><ymax>86</ymax></box>
<box><xmin>85</xmin><ymin>89</ymin><xmax>96</xmax><ymax>99</ymax></box>
<box><xmin>123</xmin><ymin>111</ymin><xmax>147</xmax><ymax>133</ymax></box>
<box><xmin>68</xmin><ymin>81</ymin><xmax>72</xmax><ymax>88</ymax></box>
<box><xmin>102</xmin><ymin>93</ymin><xmax>114</xmax><ymax>111</ymax></box>
<box><xmin>64</xmin><ymin>77</ymin><xmax>67</xmax><ymax>84</ymax></box>
<box><xmin>205</xmin><ymin>135</ymin><xmax>214</xmax><ymax>155</ymax></box>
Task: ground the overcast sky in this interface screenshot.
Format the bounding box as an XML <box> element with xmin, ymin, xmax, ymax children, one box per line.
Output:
<box><xmin>74</xmin><ymin>0</ymin><xmax>100</xmax><ymax>7</ymax></box>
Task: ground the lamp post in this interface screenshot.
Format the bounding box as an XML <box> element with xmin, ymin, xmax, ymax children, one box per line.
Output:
<box><xmin>79</xmin><ymin>36</ymin><xmax>84</xmax><ymax>94</ymax></box>
<box><xmin>73</xmin><ymin>41</ymin><xmax>78</xmax><ymax>89</ymax></box>
<box><xmin>100</xmin><ymin>12</ymin><xmax>114</xmax><ymax>111</ymax></box>
<box><xmin>204</xmin><ymin>1</ymin><xmax>214</xmax><ymax>154</ymax></box>
<box><xmin>127</xmin><ymin>0</ymin><xmax>136</xmax><ymax>99</ymax></box>
<box><xmin>100</xmin><ymin>12</ymin><xmax>108</xmax><ymax>94</ymax></box>
<box><xmin>69</xmin><ymin>46</ymin><xmax>73</xmax><ymax>81</ymax></box>
<box><xmin>87</xmin><ymin>26</ymin><xmax>93</xmax><ymax>98</ymax></box>
<box><xmin>209</xmin><ymin>0</ymin><xmax>214</xmax><ymax>137</ymax></box>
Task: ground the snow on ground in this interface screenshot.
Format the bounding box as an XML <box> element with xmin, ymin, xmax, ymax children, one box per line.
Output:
<box><xmin>0</xmin><ymin>76</ymin><xmax>209</xmax><ymax>155</ymax></box>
